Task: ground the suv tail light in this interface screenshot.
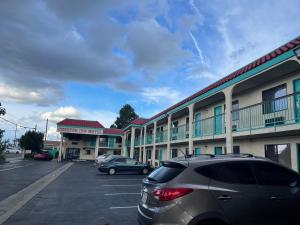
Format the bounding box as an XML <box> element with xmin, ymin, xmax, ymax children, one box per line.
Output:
<box><xmin>153</xmin><ymin>188</ymin><xmax>193</xmax><ymax>201</ymax></box>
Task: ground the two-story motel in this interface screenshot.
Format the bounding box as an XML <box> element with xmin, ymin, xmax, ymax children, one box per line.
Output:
<box><xmin>57</xmin><ymin>119</ymin><xmax>123</xmax><ymax>161</ymax></box>
<box><xmin>123</xmin><ymin>36</ymin><xmax>300</xmax><ymax>172</ymax></box>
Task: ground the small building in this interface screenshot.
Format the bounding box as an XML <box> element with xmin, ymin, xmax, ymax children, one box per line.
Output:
<box><xmin>57</xmin><ymin>119</ymin><xmax>124</xmax><ymax>161</ymax></box>
<box><xmin>44</xmin><ymin>140</ymin><xmax>60</xmax><ymax>151</ymax></box>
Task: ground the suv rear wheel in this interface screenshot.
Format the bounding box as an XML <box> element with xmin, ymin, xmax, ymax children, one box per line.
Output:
<box><xmin>108</xmin><ymin>168</ymin><xmax>116</xmax><ymax>175</ymax></box>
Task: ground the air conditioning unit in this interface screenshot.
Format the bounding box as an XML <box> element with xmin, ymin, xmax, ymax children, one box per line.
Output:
<box><xmin>265</xmin><ymin>116</ymin><xmax>284</xmax><ymax>127</ymax></box>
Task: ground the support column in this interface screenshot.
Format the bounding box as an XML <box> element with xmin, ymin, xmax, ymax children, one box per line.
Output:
<box><xmin>130</xmin><ymin>127</ymin><xmax>135</xmax><ymax>158</ymax></box>
<box><xmin>152</xmin><ymin>121</ymin><xmax>157</xmax><ymax>166</ymax></box>
<box><xmin>224</xmin><ymin>87</ymin><xmax>233</xmax><ymax>154</ymax></box>
<box><xmin>58</xmin><ymin>134</ymin><xmax>63</xmax><ymax>162</ymax></box>
<box><xmin>143</xmin><ymin>126</ymin><xmax>147</xmax><ymax>163</ymax></box>
<box><xmin>94</xmin><ymin>135</ymin><xmax>99</xmax><ymax>159</ymax></box>
<box><xmin>166</xmin><ymin>114</ymin><xmax>172</xmax><ymax>160</ymax></box>
<box><xmin>188</xmin><ymin>103</ymin><xmax>195</xmax><ymax>155</ymax></box>
<box><xmin>139</xmin><ymin>129</ymin><xmax>143</xmax><ymax>162</ymax></box>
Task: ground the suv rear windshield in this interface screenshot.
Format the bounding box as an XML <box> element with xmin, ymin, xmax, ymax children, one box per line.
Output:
<box><xmin>147</xmin><ymin>164</ymin><xmax>185</xmax><ymax>183</ymax></box>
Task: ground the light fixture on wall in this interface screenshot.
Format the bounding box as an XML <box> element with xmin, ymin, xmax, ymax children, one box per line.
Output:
<box><xmin>294</xmin><ymin>47</ymin><xmax>300</xmax><ymax>59</ymax></box>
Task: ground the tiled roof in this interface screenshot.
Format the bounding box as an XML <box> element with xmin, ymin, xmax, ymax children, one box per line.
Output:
<box><xmin>138</xmin><ymin>36</ymin><xmax>300</xmax><ymax>124</ymax></box>
<box><xmin>130</xmin><ymin>118</ymin><xmax>149</xmax><ymax>125</ymax></box>
<box><xmin>57</xmin><ymin>118</ymin><xmax>104</xmax><ymax>129</ymax></box>
<box><xmin>103</xmin><ymin>128</ymin><xmax>124</xmax><ymax>135</ymax></box>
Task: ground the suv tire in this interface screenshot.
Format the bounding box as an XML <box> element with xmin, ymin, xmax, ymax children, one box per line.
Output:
<box><xmin>108</xmin><ymin>168</ymin><xmax>116</xmax><ymax>175</ymax></box>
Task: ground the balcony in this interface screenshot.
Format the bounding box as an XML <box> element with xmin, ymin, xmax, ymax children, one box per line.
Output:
<box><xmin>156</xmin><ymin>130</ymin><xmax>168</xmax><ymax>143</ymax></box>
<box><xmin>232</xmin><ymin>92</ymin><xmax>300</xmax><ymax>134</ymax></box>
<box><xmin>171</xmin><ymin>124</ymin><xmax>189</xmax><ymax>141</ymax></box>
<box><xmin>193</xmin><ymin>113</ymin><xmax>225</xmax><ymax>138</ymax></box>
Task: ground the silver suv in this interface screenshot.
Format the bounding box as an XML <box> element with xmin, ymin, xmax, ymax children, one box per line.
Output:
<box><xmin>138</xmin><ymin>154</ymin><xmax>300</xmax><ymax>225</ymax></box>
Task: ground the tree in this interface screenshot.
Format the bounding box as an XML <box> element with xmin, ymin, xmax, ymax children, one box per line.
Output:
<box><xmin>0</xmin><ymin>103</ymin><xmax>6</xmax><ymax>161</ymax></box>
<box><xmin>111</xmin><ymin>104</ymin><xmax>138</xmax><ymax>129</ymax></box>
<box><xmin>19</xmin><ymin>131</ymin><xmax>44</xmax><ymax>153</ymax></box>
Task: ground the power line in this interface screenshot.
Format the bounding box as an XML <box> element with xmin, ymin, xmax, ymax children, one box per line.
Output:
<box><xmin>0</xmin><ymin>116</ymin><xmax>36</xmax><ymax>130</ymax></box>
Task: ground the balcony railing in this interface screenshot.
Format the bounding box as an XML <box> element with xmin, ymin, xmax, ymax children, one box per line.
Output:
<box><xmin>171</xmin><ymin>124</ymin><xmax>189</xmax><ymax>141</ymax></box>
<box><xmin>134</xmin><ymin>137</ymin><xmax>139</xmax><ymax>146</ymax></box>
<box><xmin>232</xmin><ymin>92</ymin><xmax>300</xmax><ymax>132</ymax></box>
<box><xmin>99</xmin><ymin>142</ymin><xmax>121</xmax><ymax>148</ymax></box>
<box><xmin>156</xmin><ymin>130</ymin><xmax>168</xmax><ymax>143</ymax></box>
<box><xmin>193</xmin><ymin>113</ymin><xmax>225</xmax><ymax>138</ymax></box>
<box><xmin>146</xmin><ymin>134</ymin><xmax>153</xmax><ymax>144</ymax></box>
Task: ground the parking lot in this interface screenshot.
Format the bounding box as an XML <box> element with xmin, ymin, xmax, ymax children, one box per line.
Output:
<box><xmin>1</xmin><ymin>161</ymin><xmax>145</xmax><ymax>225</ymax></box>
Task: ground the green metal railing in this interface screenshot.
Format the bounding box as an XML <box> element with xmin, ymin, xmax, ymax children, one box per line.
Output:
<box><xmin>171</xmin><ymin>124</ymin><xmax>189</xmax><ymax>141</ymax></box>
<box><xmin>193</xmin><ymin>113</ymin><xmax>225</xmax><ymax>137</ymax></box>
<box><xmin>125</xmin><ymin>140</ymin><xmax>130</xmax><ymax>147</ymax></box>
<box><xmin>99</xmin><ymin>142</ymin><xmax>120</xmax><ymax>148</ymax></box>
<box><xmin>156</xmin><ymin>130</ymin><xmax>168</xmax><ymax>143</ymax></box>
<box><xmin>134</xmin><ymin>137</ymin><xmax>139</xmax><ymax>146</ymax></box>
<box><xmin>232</xmin><ymin>92</ymin><xmax>300</xmax><ymax>132</ymax></box>
<box><xmin>146</xmin><ymin>134</ymin><xmax>153</xmax><ymax>144</ymax></box>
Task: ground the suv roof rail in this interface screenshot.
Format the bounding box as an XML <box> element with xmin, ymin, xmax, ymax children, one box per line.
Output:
<box><xmin>217</xmin><ymin>153</ymin><xmax>254</xmax><ymax>158</ymax></box>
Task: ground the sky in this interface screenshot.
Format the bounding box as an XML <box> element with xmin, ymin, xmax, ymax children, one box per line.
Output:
<box><xmin>0</xmin><ymin>0</ymin><xmax>300</xmax><ymax>141</ymax></box>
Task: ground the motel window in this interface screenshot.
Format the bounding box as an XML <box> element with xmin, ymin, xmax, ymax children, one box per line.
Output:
<box><xmin>85</xmin><ymin>150</ymin><xmax>91</xmax><ymax>155</ymax></box>
<box><xmin>233</xmin><ymin>146</ymin><xmax>240</xmax><ymax>154</ymax></box>
<box><xmin>171</xmin><ymin>149</ymin><xmax>178</xmax><ymax>158</ymax></box>
<box><xmin>172</xmin><ymin>121</ymin><xmax>178</xmax><ymax>134</ymax></box>
<box><xmin>71</xmin><ymin>142</ymin><xmax>78</xmax><ymax>145</ymax></box>
<box><xmin>186</xmin><ymin>117</ymin><xmax>189</xmax><ymax>131</ymax></box>
<box><xmin>262</xmin><ymin>84</ymin><xmax>287</xmax><ymax>114</ymax></box>
<box><xmin>155</xmin><ymin>150</ymin><xmax>159</xmax><ymax>160</ymax></box>
<box><xmin>265</xmin><ymin>144</ymin><xmax>291</xmax><ymax>168</ymax></box>
<box><xmin>232</xmin><ymin>100</ymin><xmax>239</xmax><ymax>121</ymax></box>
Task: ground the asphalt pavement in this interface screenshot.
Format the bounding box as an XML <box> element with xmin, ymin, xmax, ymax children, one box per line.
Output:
<box><xmin>0</xmin><ymin>156</ymin><xmax>64</xmax><ymax>202</ymax></box>
<box><xmin>2</xmin><ymin>161</ymin><xmax>146</xmax><ymax>225</ymax></box>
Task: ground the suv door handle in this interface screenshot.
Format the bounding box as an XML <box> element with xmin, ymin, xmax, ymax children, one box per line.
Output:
<box><xmin>271</xmin><ymin>196</ymin><xmax>282</xmax><ymax>201</ymax></box>
<box><xmin>218</xmin><ymin>195</ymin><xmax>232</xmax><ymax>201</ymax></box>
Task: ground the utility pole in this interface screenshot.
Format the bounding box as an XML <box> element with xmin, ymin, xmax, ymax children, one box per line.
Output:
<box><xmin>34</xmin><ymin>124</ymin><xmax>37</xmax><ymax>132</ymax></box>
<box><xmin>14</xmin><ymin>124</ymin><xmax>17</xmax><ymax>147</ymax></box>
<box><xmin>44</xmin><ymin>119</ymin><xmax>48</xmax><ymax>141</ymax></box>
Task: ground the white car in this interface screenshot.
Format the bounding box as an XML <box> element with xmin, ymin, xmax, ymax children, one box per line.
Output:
<box><xmin>95</xmin><ymin>154</ymin><xmax>110</xmax><ymax>167</ymax></box>
<box><xmin>5</xmin><ymin>148</ymin><xmax>21</xmax><ymax>154</ymax></box>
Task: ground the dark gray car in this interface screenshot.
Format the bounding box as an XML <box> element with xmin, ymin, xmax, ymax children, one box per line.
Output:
<box><xmin>138</xmin><ymin>154</ymin><xmax>300</xmax><ymax>225</ymax></box>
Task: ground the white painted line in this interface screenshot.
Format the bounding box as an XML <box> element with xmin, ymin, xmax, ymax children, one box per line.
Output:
<box><xmin>109</xmin><ymin>206</ymin><xmax>138</xmax><ymax>209</ymax></box>
<box><xmin>102</xmin><ymin>184</ymin><xmax>141</xmax><ymax>187</ymax></box>
<box><xmin>0</xmin><ymin>163</ymin><xmax>33</xmax><ymax>172</ymax></box>
<box><xmin>104</xmin><ymin>193</ymin><xmax>140</xmax><ymax>196</ymax></box>
<box><xmin>0</xmin><ymin>162</ymin><xmax>73</xmax><ymax>225</ymax></box>
<box><xmin>100</xmin><ymin>179</ymin><xmax>143</xmax><ymax>181</ymax></box>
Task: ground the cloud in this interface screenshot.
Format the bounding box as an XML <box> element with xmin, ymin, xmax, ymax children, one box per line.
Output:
<box><xmin>41</xmin><ymin>106</ymin><xmax>80</xmax><ymax>123</ymax></box>
<box><xmin>0</xmin><ymin>83</ymin><xmax>62</xmax><ymax>106</ymax></box>
<box><xmin>141</xmin><ymin>87</ymin><xmax>184</xmax><ymax>105</ymax></box>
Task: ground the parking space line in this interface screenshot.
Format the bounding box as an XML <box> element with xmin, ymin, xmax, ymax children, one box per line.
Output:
<box><xmin>0</xmin><ymin>163</ymin><xmax>73</xmax><ymax>225</ymax></box>
<box><xmin>102</xmin><ymin>184</ymin><xmax>141</xmax><ymax>187</ymax></box>
<box><xmin>99</xmin><ymin>179</ymin><xmax>143</xmax><ymax>181</ymax></box>
<box><xmin>104</xmin><ymin>193</ymin><xmax>140</xmax><ymax>196</ymax></box>
<box><xmin>0</xmin><ymin>163</ymin><xmax>33</xmax><ymax>172</ymax></box>
<box><xmin>109</xmin><ymin>206</ymin><xmax>138</xmax><ymax>209</ymax></box>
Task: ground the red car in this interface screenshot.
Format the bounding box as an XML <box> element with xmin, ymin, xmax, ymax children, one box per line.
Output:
<box><xmin>33</xmin><ymin>152</ymin><xmax>53</xmax><ymax>161</ymax></box>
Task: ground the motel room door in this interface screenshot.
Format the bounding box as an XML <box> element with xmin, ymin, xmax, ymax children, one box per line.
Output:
<box><xmin>214</xmin><ymin>106</ymin><xmax>222</xmax><ymax>134</ymax></box>
<box><xmin>293</xmin><ymin>79</ymin><xmax>300</xmax><ymax>122</ymax></box>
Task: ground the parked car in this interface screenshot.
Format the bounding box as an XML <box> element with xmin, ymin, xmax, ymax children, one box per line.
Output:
<box><xmin>95</xmin><ymin>154</ymin><xmax>111</xmax><ymax>167</ymax></box>
<box><xmin>33</xmin><ymin>151</ymin><xmax>53</xmax><ymax>161</ymax></box>
<box><xmin>5</xmin><ymin>147</ymin><xmax>21</xmax><ymax>154</ymax></box>
<box><xmin>98</xmin><ymin>156</ymin><xmax>150</xmax><ymax>175</ymax></box>
<box><xmin>138</xmin><ymin>154</ymin><xmax>300</xmax><ymax>225</ymax></box>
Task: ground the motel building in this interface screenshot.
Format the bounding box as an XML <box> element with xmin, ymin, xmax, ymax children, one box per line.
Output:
<box><xmin>123</xmin><ymin>36</ymin><xmax>300</xmax><ymax>172</ymax></box>
<box><xmin>57</xmin><ymin>119</ymin><xmax>123</xmax><ymax>161</ymax></box>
